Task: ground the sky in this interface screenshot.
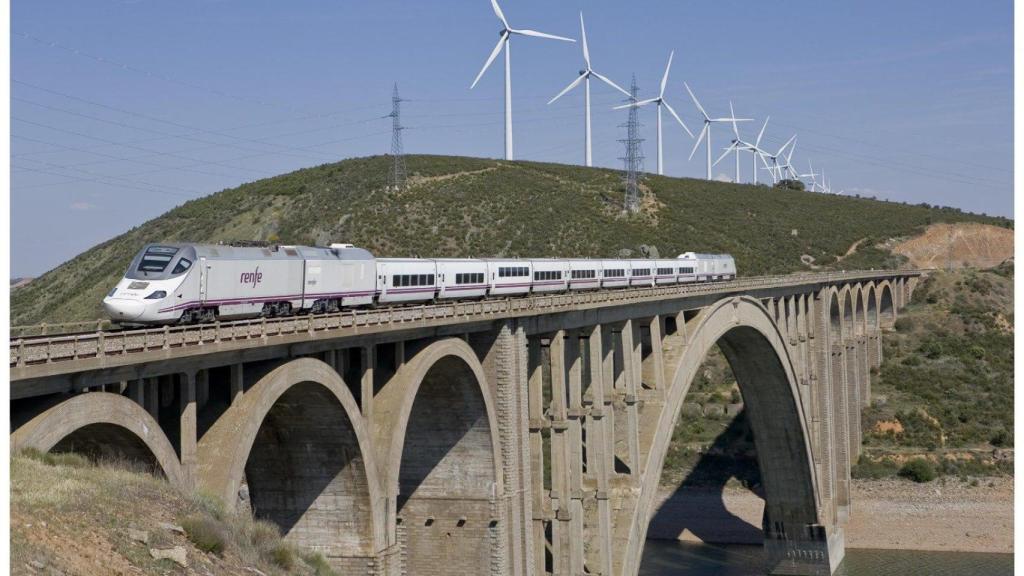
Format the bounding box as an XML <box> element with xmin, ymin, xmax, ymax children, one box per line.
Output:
<box><xmin>10</xmin><ymin>0</ymin><xmax>1014</xmax><ymax>277</ymax></box>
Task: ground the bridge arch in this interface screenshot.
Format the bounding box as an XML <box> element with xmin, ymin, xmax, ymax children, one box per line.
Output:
<box><xmin>863</xmin><ymin>283</ymin><xmax>879</xmax><ymax>332</ymax></box>
<box><xmin>197</xmin><ymin>357</ymin><xmax>383</xmax><ymax>566</ymax></box>
<box><xmin>10</xmin><ymin>392</ymin><xmax>184</xmax><ymax>487</ymax></box>
<box><xmin>374</xmin><ymin>337</ymin><xmax>503</xmax><ymax>575</ymax></box>
<box><xmin>624</xmin><ymin>296</ymin><xmax>824</xmax><ymax>576</ymax></box>
<box><xmin>877</xmin><ymin>280</ymin><xmax>896</xmax><ymax>327</ymax></box>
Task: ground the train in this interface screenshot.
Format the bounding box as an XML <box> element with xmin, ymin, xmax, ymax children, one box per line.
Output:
<box><xmin>102</xmin><ymin>242</ymin><xmax>736</xmax><ymax>325</ymax></box>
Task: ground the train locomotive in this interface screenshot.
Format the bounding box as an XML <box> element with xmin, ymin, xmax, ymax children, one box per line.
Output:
<box><xmin>102</xmin><ymin>242</ymin><xmax>736</xmax><ymax>325</ymax></box>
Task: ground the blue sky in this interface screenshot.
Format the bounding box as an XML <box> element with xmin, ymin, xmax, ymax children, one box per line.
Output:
<box><xmin>11</xmin><ymin>0</ymin><xmax>1013</xmax><ymax>277</ymax></box>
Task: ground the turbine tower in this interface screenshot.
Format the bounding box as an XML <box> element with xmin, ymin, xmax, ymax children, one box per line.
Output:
<box><xmin>685</xmin><ymin>83</ymin><xmax>750</xmax><ymax>180</ymax></box>
<box><xmin>548</xmin><ymin>12</ymin><xmax>630</xmax><ymax>167</ymax></box>
<box><xmin>470</xmin><ymin>0</ymin><xmax>575</xmax><ymax>161</ymax></box>
<box><xmin>387</xmin><ymin>82</ymin><xmax>407</xmax><ymax>191</ymax></box>
<box><xmin>711</xmin><ymin>102</ymin><xmax>753</xmax><ymax>183</ymax></box>
<box><xmin>613</xmin><ymin>51</ymin><xmax>692</xmax><ymax>176</ymax></box>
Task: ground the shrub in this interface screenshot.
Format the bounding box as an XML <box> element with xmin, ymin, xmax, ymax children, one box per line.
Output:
<box><xmin>302</xmin><ymin>551</ymin><xmax>338</xmax><ymax>576</ymax></box>
<box><xmin>990</xmin><ymin>429</ymin><xmax>1010</xmax><ymax>447</ymax></box>
<box><xmin>19</xmin><ymin>448</ymin><xmax>91</xmax><ymax>469</ymax></box>
<box><xmin>851</xmin><ymin>457</ymin><xmax>899</xmax><ymax>479</ymax></box>
<box><xmin>269</xmin><ymin>543</ymin><xmax>297</xmax><ymax>570</ymax></box>
<box><xmin>919</xmin><ymin>340</ymin><xmax>943</xmax><ymax>359</ymax></box>
<box><xmin>898</xmin><ymin>458</ymin><xmax>937</xmax><ymax>483</ymax></box>
<box><xmin>180</xmin><ymin>514</ymin><xmax>227</xmax><ymax>555</ymax></box>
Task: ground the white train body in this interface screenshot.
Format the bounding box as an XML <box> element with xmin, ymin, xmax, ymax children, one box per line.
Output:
<box><xmin>103</xmin><ymin>243</ymin><xmax>737</xmax><ymax>325</ymax></box>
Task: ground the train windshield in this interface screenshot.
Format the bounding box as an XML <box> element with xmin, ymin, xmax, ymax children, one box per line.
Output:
<box><xmin>138</xmin><ymin>246</ymin><xmax>179</xmax><ymax>273</ymax></box>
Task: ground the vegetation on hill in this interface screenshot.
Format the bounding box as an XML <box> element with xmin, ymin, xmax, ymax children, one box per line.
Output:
<box><xmin>855</xmin><ymin>263</ymin><xmax>1014</xmax><ymax>479</ymax></box>
<box><xmin>11</xmin><ymin>450</ymin><xmax>336</xmax><ymax>575</ymax></box>
<box><xmin>11</xmin><ymin>154</ymin><xmax>1010</xmax><ymax>325</ymax></box>
<box><xmin>663</xmin><ymin>264</ymin><xmax>1014</xmax><ymax>488</ymax></box>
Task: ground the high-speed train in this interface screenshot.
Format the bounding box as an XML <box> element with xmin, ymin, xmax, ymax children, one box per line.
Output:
<box><xmin>102</xmin><ymin>243</ymin><xmax>736</xmax><ymax>325</ymax></box>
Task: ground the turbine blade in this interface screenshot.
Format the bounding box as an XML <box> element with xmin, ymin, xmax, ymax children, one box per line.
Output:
<box><xmin>548</xmin><ymin>73</ymin><xmax>586</xmax><ymax>104</ymax></box>
<box><xmin>471</xmin><ymin>34</ymin><xmax>507</xmax><ymax>89</ymax></box>
<box><xmin>592</xmin><ymin>71</ymin><xmax>631</xmax><ymax>98</ymax></box>
<box><xmin>729</xmin><ymin>101</ymin><xmax>740</xmax><ymax>139</ymax></box>
<box><xmin>786</xmin><ymin>137</ymin><xmax>798</xmax><ymax>161</ymax></box>
<box><xmin>612</xmin><ymin>97</ymin><xmax>657</xmax><ymax>110</ymax></box>
<box><xmin>777</xmin><ymin>134</ymin><xmax>796</xmax><ymax>156</ymax></box>
<box><xmin>688</xmin><ymin>123</ymin><xmax>708</xmax><ymax>161</ymax></box>
<box><xmin>512</xmin><ymin>29</ymin><xmax>575</xmax><ymax>42</ymax></box>
<box><xmin>579</xmin><ymin>12</ymin><xmax>590</xmax><ymax>68</ymax></box>
<box><xmin>490</xmin><ymin>0</ymin><xmax>509</xmax><ymax>28</ymax></box>
<box><xmin>662</xmin><ymin>100</ymin><xmax>694</xmax><ymax>138</ymax></box>
<box><xmin>660</xmin><ymin>50</ymin><xmax>674</xmax><ymax>98</ymax></box>
<box><xmin>712</xmin><ymin>144</ymin><xmax>735</xmax><ymax>167</ymax></box>
<box><xmin>684</xmin><ymin>82</ymin><xmax>708</xmax><ymax>120</ymax></box>
<box><xmin>755</xmin><ymin>116</ymin><xmax>769</xmax><ymax>147</ymax></box>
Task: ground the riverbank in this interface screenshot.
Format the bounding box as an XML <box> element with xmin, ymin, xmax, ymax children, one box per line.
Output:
<box><xmin>648</xmin><ymin>476</ymin><xmax>1013</xmax><ymax>553</ymax></box>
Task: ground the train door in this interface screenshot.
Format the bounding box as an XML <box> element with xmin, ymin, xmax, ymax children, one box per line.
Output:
<box><xmin>199</xmin><ymin>257</ymin><xmax>208</xmax><ymax>304</ymax></box>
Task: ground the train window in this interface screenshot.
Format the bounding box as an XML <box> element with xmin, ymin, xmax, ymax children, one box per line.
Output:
<box><xmin>138</xmin><ymin>246</ymin><xmax>178</xmax><ymax>273</ymax></box>
<box><xmin>172</xmin><ymin>258</ymin><xmax>192</xmax><ymax>275</ymax></box>
<box><xmin>632</xmin><ymin>268</ymin><xmax>650</xmax><ymax>276</ymax></box>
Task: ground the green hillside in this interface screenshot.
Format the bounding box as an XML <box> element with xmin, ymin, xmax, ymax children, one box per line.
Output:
<box><xmin>11</xmin><ymin>154</ymin><xmax>1010</xmax><ymax>325</ymax></box>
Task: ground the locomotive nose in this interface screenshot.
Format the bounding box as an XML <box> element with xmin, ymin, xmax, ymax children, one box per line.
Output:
<box><xmin>103</xmin><ymin>298</ymin><xmax>145</xmax><ymax>321</ymax></box>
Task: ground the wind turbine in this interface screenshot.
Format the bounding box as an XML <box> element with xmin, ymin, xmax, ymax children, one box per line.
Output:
<box><xmin>685</xmin><ymin>83</ymin><xmax>751</xmax><ymax>180</ymax></box>
<box><xmin>797</xmin><ymin>160</ymin><xmax>820</xmax><ymax>191</ymax></box>
<box><xmin>778</xmin><ymin>136</ymin><xmax>799</xmax><ymax>180</ymax></box>
<box><xmin>470</xmin><ymin>0</ymin><xmax>575</xmax><ymax>161</ymax></box>
<box><xmin>613</xmin><ymin>51</ymin><xmax>692</xmax><ymax>175</ymax></box>
<box><xmin>760</xmin><ymin>134</ymin><xmax>796</xmax><ymax>184</ymax></box>
<box><xmin>549</xmin><ymin>12</ymin><xmax>630</xmax><ymax>167</ymax></box>
<box><xmin>710</xmin><ymin>102</ymin><xmax>757</xmax><ymax>183</ymax></box>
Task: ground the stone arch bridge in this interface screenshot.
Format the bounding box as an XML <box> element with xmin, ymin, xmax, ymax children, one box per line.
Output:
<box><xmin>10</xmin><ymin>271</ymin><xmax>919</xmax><ymax>575</ymax></box>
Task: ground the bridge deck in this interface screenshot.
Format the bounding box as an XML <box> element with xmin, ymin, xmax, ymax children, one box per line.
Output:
<box><xmin>10</xmin><ymin>270</ymin><xmax>922</xmax><ymax>395</ymax></box>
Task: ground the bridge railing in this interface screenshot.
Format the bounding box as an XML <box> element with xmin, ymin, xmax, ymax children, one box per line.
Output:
<box><xmin>10</xmin><ymin>270</ymin><xmax>922</xmax><ymax>369</ymax></box>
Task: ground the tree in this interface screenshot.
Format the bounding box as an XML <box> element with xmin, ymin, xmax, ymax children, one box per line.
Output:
<box><xmin>774</xmin><ymin>179</ymin><xmax>805</xmax><ymax>191</ymax></box>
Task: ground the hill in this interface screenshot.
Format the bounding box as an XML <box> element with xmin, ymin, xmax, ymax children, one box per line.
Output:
<box><xmin>11</xmin><ymin>154</ymin><xmax>1011</xmax><ymax>325</ymax></box>
<box><xmin>12</xmin><ymin>450</ymin><xmax>336</xmax><ymax>575</ymax></box>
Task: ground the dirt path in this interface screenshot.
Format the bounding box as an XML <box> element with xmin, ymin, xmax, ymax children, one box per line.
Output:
<box><xmin>649</xmin><ymin>477</ymin><xmax>1013</xmax><ymax>553</ymax></box>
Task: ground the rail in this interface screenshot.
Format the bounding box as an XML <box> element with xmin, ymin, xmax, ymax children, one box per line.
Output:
<box><xmin>9</xmin><ymin>270</ymin><xmax>923</xmax><ymax>368</ymax></box>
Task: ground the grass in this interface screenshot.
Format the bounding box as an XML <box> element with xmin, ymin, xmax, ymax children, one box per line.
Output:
<box><xmin>11</xmin><ymin>450</ymin><xmax>338</xmax><ymax>575</ymax></box>
<box><xmin>11</xmin><ymin>154</ymin><xmax>1011</xmax><ymax>325</ymax></box>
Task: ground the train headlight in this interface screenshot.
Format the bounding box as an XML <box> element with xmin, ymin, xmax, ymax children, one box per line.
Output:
<box><xmin>144</xmin><ymin>290</ymin><xmax>167</xmax><ymax>300</ymax></box>
<box><xmin>108</xmin><ymin>287</ymin><xmax>118</xmax><ymax>297</ymax></box>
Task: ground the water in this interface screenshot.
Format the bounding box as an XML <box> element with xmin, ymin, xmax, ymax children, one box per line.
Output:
<box><xmin>639</xmin><ymin>540</ymin><xmax>1013</xmax><ymax>576</ymax></box>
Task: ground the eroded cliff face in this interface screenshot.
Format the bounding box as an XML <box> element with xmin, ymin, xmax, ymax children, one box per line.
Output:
<box><xmin>892</xmin><ymin>222</ymin><xmax>1013</xmax><ymax>270</ymax></box>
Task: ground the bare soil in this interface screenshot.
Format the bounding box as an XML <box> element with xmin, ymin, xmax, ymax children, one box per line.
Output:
<box><xmin>892</xmin><ymin>222</ymin><xmax>1013</xmax><ymax>269</ymax></box>
<box><xmin>649</xmin><ymin>476</ymin><xmax>1013</xmax><ymax>553</ymax></box>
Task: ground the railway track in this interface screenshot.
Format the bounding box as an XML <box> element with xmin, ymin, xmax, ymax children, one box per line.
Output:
<box><xmin>10</xmin><ymin>269</ymin><xmax>926</xmax><ymax>369</ymax></box>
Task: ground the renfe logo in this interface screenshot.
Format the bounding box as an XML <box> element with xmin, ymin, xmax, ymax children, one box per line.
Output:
<box><xmin>240</xmin><ymin>267</ymin><xmax>263</xmax><ymax>288</ymax></box>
